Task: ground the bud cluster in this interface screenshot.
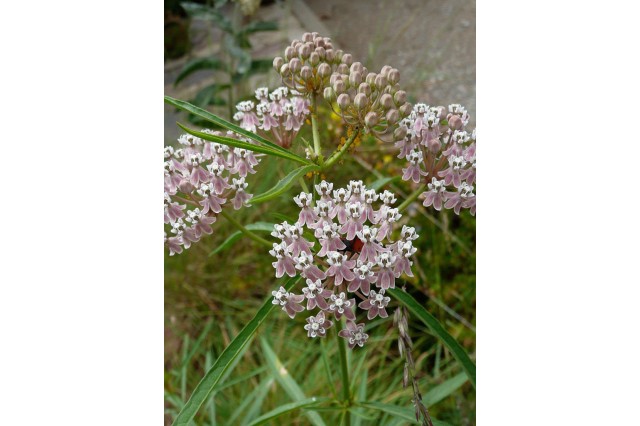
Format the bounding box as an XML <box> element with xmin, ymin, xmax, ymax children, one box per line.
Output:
<box><xmin>269</xmin><ymin>180</ymin><xmax>420</xmax><ymax>348</ymax></box>
<box><xmin>233</xmin><ymin>86</ymin><xmax>310</xmax><ymax>148</ymax></box>
<box><xmin>324</xmin><ymin>63</ymin><xmax>412</xmax><ymax>143</ymax></box>
<box><xmin>395</xmin><ymin>103</ymin><xmax>476</xmax><ymax>215</ymax></box>
<box><xmin>164</xmin><ymin>131</ymin><xmax>260</xmax><ymax>255</ymax></box>
<box><xmin>273</xmin><ymin>32</ymin><xmax>349</xmax><ymax>96</ymax></box>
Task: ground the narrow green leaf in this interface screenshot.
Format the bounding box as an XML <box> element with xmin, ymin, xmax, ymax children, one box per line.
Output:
<box><xmin>387</xmin><ymin>288</ymin><xmax>476</xmax><ymax>388</ymax></box>
<box><xmin>176</xmin><ymin>123</ymin><xmax>311</xmax><ymax>165</ymax></box>
<box><xmin>369</xmin><ymin>176</ymin><xmax>400</xmax><ymax>191</ymax></box>
<box><xmin>357</xmin><ymin>402</ymin><xmax>452</xmax><ymax>426</ymax></box>
<box><xmin>251</xmin><ymin>165</ymin><xmax>320</xmax><ymax>204</ymax></box>
<box><xmin>171</xmin><ymin>276</ymin><xmax>302</xmax><ymax>426</ymax></box>
<box><xmin>209</xmin><ymin>222</ymin><xmax>275</xmax><ymax>256</ymax></box>
<box><xmin>240</xmin><ymin>20</ymin><xmax>279</xmax><ymax>35</ymax></box>
<box><xmin>165</xmin><ymin>95</ymin><xmax>286</xmax><ymax>152</ymax></box>
<box><xmin>423</xmin><ymin>372</ymin><xmax>468</xmax><ymax>406</ymax></box>
<box><xmin>241</xmin><ymin>375</ymin><xmax>274</xmax><ymax>424</ymax></box>
<box><xmin>247</xmin><ymin>397</ymin><xmax>329</xmax><ymax>426</ymax></box>
<box><xmin>174</xmin><ymin>58</ymin><xmax>226</xmax><ymax>87</ymax></box>
<box><xmin>260</xmin><ymin>338</ymin><xmax>326</xmax><ymax>426</ymax></box>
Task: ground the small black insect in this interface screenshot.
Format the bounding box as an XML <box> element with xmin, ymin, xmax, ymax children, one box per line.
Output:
<box><xmin>339</xmin><ymin>236</ymin><xmax>364</xmax><ymax>255</ymax></box>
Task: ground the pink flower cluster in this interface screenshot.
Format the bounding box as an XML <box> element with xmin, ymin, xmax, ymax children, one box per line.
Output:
<box><xmin>269</xmin><ymin>180</ymin><xmax>420</xmax><ymax>348</ymax></box>
<box><xmin>164</xmin><ymin>131</ymin><xmax>260</xmax><ymax>255</ymax></box>
<box><xmin>395</xmin><ymin>103</ymin><xmax>476</xmax><ymax>215</ymax></box>
<box><xmin>233</xmin><ymin>86</ymin><xmax>310</xmax><ymax>148</ymax></box>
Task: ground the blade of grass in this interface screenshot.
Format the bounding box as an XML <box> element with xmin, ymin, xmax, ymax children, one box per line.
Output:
<box><xmin>356</xmin><ymin>401</ymin><xmax>452</xmax><ymax>426</ymax></box>
<box><xmin>423</xmin><ymin>372</ymin><xmax>468</xmax><ymax>406</ymax></box>
<box><xmin>241</xmin><ymin>375</ymin><xmax>274</xmax><ymax>425</ymax></box>
<box><xmin>248</xmin><ymin>397</ymin><xmax>330</xmax><ymax>426</ymax></box>
<box><xmin>209</xmin><ymin>222</ymin><xmax>275</xmax><ymax>256</ymax></box>
<box><xmin>260</xmin><ymin>337</ymin><xmax>327</xmax><ymax>426</ymax></box>
<box><xmin>387</xmin><ymin>288</ymin><xmax>476</xmax><ymax>388</ymax></box>
<box><xmin>171</xmin><ymin>276</ymin><xmax>302</xmax><ymax>426</ymax></box>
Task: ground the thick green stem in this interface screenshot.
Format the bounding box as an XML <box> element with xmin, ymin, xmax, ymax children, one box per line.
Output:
<box><xmin>336</xmin><ymin>326</ymin><xmax>351</xmax><ymax>425</ymax></box>
<box><xmin>220</xmin><ymin>210</ymin><xmax>272</xmax><ymax>248</ymax></box>
<box><xmin>310</xmin><ymin>93</ymin><xmax>323</xmax><ymax>163</ymax></box>
<box><xmin>322</xmin><ymin>128</ymin><xmax>360</xmax><ymax>170</ymax></box>
<box><xmin>397</xmin><ymin>184</ymin><xmax>427</xmax><ymax>212</ymax></box>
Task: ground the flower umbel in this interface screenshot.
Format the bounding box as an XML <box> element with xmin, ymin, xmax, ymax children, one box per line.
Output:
<box><xmin>269</xmin><ymin>181</ymin><xmax>420</xmax><ymax>347</ymax></box>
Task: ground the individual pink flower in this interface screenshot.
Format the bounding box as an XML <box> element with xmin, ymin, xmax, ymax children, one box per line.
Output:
<box><xmin>304</xmin><ymin>311</ymin><xmax>333</xmax><ymax>338</ymax></box>
<box><xmin>269</xmin><ymin>242</ymin><xmax>296</xmax><ymax>278</ymax></box>
<box><xmin>358</xmin><ymin>289</ymin><xmax>391</xmax><ymax>320</ymax></box>
<box><xmin>338</xmin><ymin>321</ymin><xmax>369</xmax><ymax>349</ymax></box>
<box><xmin>402</xmin><ymin>150</ymin><xmax>428</xmax><ymax>183</ymax></box>
<box><xmin>444</xmin><ymin>182</ymin><xmax>475</xmax><ymax>215</ymax></box>
<box><xmin>316</xmin><ymin>223</ymin><xmax>346</xmax><ymax>257</ymax></box>
<box><xmin>294</xmin><ymin>192</ymin><xmax>318</xmax><ymax>227</ymax></box>
<box><xmin>325</xmin><ymin>251</ymin><xmax>356</xmax><ymax>285</ymax></box>
<box><xmin>330</xmin><ymin>188</ymin><xmax>351</xmax><ymax>224</ymax></box>
<box><xmin>164</xmin><ymin>193</ymin><xmax>185</xmax><ymax>224</ymax></box>
<box><xmin>394</xmin><ymin>241</ymin><xmax>416</xmax><ymax>277</ymax></box>
<box><xmin>231</xmin><ymin>177</ymin><xmax>252</xmax><ymax>210</ymax></box>
<box><xmin>301</xmin><ymin>279</ymin><xmax>332</xmax><ymax>310</ymax></box>
<box><xmin>356</xmin><ymin>225</ymin><xmax>386</xmax><ymax>264</ymax></box>
<box><xmin>438</xmin><ymin>155</ymin><xmax>467</xmax><ymax>188</ymax></box>
<box><xmin>375</xmin><ymin>252</ymin><xmax>398</xmax><ymax>290</ymax></box>
<box><xmin>294</xmin><ymin>252</ymin><xmax>327</xmax><ymax>282</ymax></box>
<box><xmin>197</xmin><ymin>183</ymin><xmax>226</xmax><ymax>214</ymax></box>
<box><xmin>422</xmin><ymin>178</ymin><xmax>447</xmax><ymax>211</ymax></box>
<box><xmin>340</xmin><ymin>202</ymin><xmax>364</xmax><ymax>240</ymax></box>
<box><xmin>271</xmin><ymin>286</ymin><xmax>305</xmax><ymax>319</ymax></box>
<box><xmin>328</xmin><ymin>292</ymin><xmax>356</xmax><ymax>321</ymax></box>
<box><xmin>376</xmin><ymin>207</ymin><xmax>401</xmax><ymax>241</ymax></box>
<box><xmin>235</xmin><ymin>100</ymin><xmax>260</xmax><ymax>133</ymax></box>
<box><xmin>286</xmin><ymin>222</ymin><xmax>314</xmax><ymax>257</ymax></box>
<box><xmin>347</xmin><ymin>260</ymin><xmax>377</xmax><ymax>295</ymax></box>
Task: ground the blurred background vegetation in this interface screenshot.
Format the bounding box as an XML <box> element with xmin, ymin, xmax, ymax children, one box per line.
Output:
<box><xmin>165</xmin><ymin>1</ymin><xmax>475</xmax><ymax>424</ymax></box>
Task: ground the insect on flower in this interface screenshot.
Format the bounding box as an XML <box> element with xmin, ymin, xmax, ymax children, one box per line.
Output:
<box><xmin>339</xmin><ymin>236</ymin><xmax>364</xmax><ymax>255</ymax></box>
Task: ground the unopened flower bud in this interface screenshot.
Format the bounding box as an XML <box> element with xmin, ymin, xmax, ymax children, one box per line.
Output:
<box><xmin>394</xmin><ymin>90</ymin><xmax>407</xmax><ymax>105</ymax></box>
<box><xmin>374</xmin><ymin>74</ymin><xmax>387</xmax><ymax>89</ymax></box>
<box><xmin>387</xmin><ymin>68</ymin><xmax>400</xmax><ymax>85</ymax></box>
<box><xmin>315</xmin><ymin>46</ymin><xmax>326</xmax><ymax>59</ymax></box>
<box><xmin>358</xmin><ymin>82</ymin><xmax>371</xmax><ymax>96</ymax></box>
<box><xmin>324</xmin><ymin>87</ymin><xmax>335</xmax><ymax>100</ymax></box>
<box><xmin>335</xmin><ymin>49</ymin><xmax>344</xmax><ymax>59</ymax></box>
<box><xmin>337</xmin><ymin>93</ymin><xmax>351</xmax><ymax>109</ymax></box>
<box><xmin>380</xmin><ymin>93</ymin><xmax>393</xmax><ymax>109</ymax></box>
<box><xmin>289</xmin><ymin>58</ymin><xmax>301</xmax><ymax>73</ymax></box>
<box><xmin>337</xmin><ymin>63</ymin><xmax>349</xmax><ymax>74</ymax></box>
<box><xmin>428</xmin><ymin>137</ymin><xmax>441</xmax><ymax>153</ymax></box>
<box><xmin>386</xmin><ymin>109</ymin><xmax>400</xmax><ymax>124</ymax></box>
<box><xmin>354</xmin><ymin>92</ymin><xmax>368</xmax><ymax>109</ymax></box>
<box><xmin>333</xmin><ymin>79</ymin><xmax>346</xmax><ymax>94</ymax></box>
<box><xmin>300</xmin><ymin>65</ymin><xmax>312</xmax><ymax>80</ymax></box>
<box><xmin>365</xmin><ymin>111</ymin><xmax>379</xmax><ymax>127</ymax></box>
<box><xmin>349</xmin><ymin>71</ymin><xmax>362</xmax><ymax>87</ymax></box>
<box><xmin>314</xmin><ymin>37</ymin><xmax>325</xmax><ymax>48</ymax></box>
<box><xmin>366</xmin><ymin>73</ymin><xmax>377</xmax><ymax>85</ymax></box>
<box><xmin>273</xmin><ymin>57</ymin><xmax>284</xmax><ymax>71</ymax></box>
<box><xmin>285</xmin><ymin>46</ymin><xmax>296</xmax><ymax>61</ymax></box>
<box><xmin>302</xmin><ymin>32</ymin><xmax>313</xmax><ymax>42</ymax></box>
<box><xmin>448</xmin><ymin>114</ymin><xmax>463</xmax><ymax>130</ymax></box>
<box><xmin>350</xmin><ymin>62</ymin><xmax>363</xmax><ymax>74</ymax></box>
<box><xmin>309</xmin><ymin>52</ymin><xmax>320</xmax><ymax>66</ymax></box>
<box><xmin>399</xmin><ymin>102</ymin><xmax>412</xmax><ymax>117</ymax></box>
<box><xmin>318</xmin><ymin>62</ymin><xmax>331</xmax><ymax>78</ymax></box>
<box><xmin>342</xmin><ymin>53</ymin><xmax>353</xmax><ymax>66</ymax></box>
<box><xmin>299</xmin><ymin>43</ymin><xmax>311</xmax><ymax>59</ymax></box>
<box><xmin>280</xmin><ymin>63</ymin><xmax>290</xmax><ymax>75</ymax></box>
<box><xmin>380</xmin><ymin>65</ymin><xmax>392</xmax><ymax>78</ymax></box>
<box><xmin>325</xmin><ymin>49</ymin><xmax>335</xmax><ymax>62</ymax></box>
<box><xmin>394</xmin><ymin>125</ymin><xmax>408</xmax><ymax>140</ymax></box>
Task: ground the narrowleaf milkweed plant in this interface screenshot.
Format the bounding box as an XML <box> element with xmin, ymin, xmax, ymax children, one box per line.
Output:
<box><xmin>165</xmin><ymin>31</ymin><xmax>476</xmax><ymax>426</ymax></box>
